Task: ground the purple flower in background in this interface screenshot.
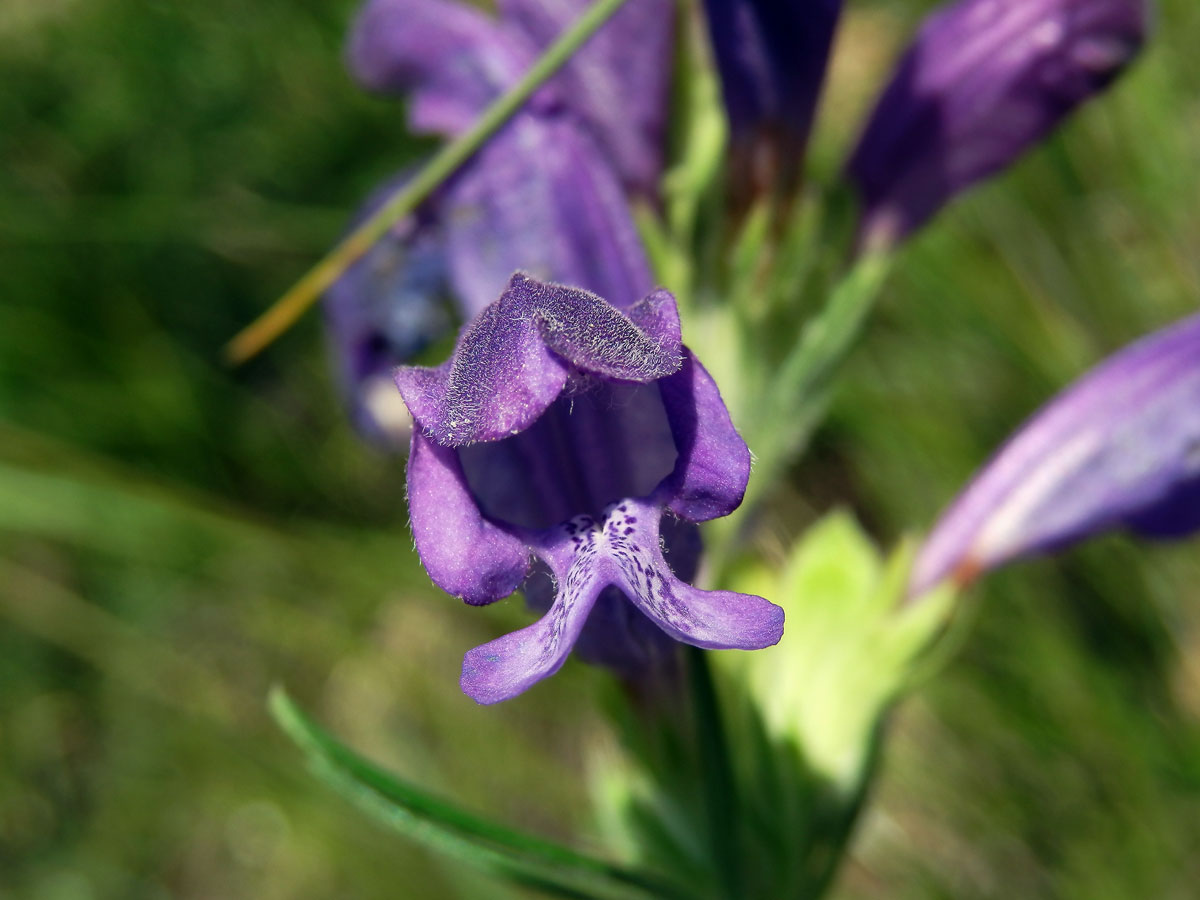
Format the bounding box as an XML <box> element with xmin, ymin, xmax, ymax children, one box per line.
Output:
<box><xmin>351</xmin><ymin>0</ymin><xmax>673</xmax><ymax>198</ymax></box>
<box><xmin>701</xmin><ymin>0</ymin><xmax>842</xmax><ymax>198</ymax></box>
<box><xmin>324</xmin><ymin>180</ymin><xmax>452</xmax><ymax>445</ymax></box>
<box><xmin>484</xmin><ymin>0</ymin><xmax>674</xmax><ymax>199</ymax></box>
<box><xmin>910</xmin><ymin>312</ymin><xmax>1200</xmax><ymax>598</ymax></box>
<box><xmin>325</xmin><ymin>0</ymin><xmax>673</xmax><ymax>443</ymax></box>
<box><xmin>399</xmin><ymin>274</ymin><xmax>784</xmax><ymax>703</ymax></box>
<box><xmin>848</xmin><ymin>0</ymin><xmax>1150</xmax><ymax>250</ymax></box>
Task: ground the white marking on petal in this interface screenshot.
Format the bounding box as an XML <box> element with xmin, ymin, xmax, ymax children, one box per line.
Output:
<box><xmin>971</xmin><ymin>426</ymin><xmax>1102</xmax><ymax>564</ymax></box>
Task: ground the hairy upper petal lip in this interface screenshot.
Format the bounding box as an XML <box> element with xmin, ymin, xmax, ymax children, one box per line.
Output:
<box><xmin>395</xmin><ymin>274</ymin><xmax>682</xmax><ymax>447</ymax></box>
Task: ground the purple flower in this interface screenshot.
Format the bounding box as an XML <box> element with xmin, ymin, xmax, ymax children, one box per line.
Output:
<box><xmin>324</xmin><ymin>179</ymin><xmax>451</xmax><ymax>446</ymax></box>
<box><xmin>701</xmin><ymin>0</ymin><xmax>842</xmax><ymax>197</ymax></box>
<box><xmin>398</xmin><ymin>274</ymin><xmax>785</xmax><ymax>703</ymax></box>
<box><xmin>326</xmin><ymin>0</ymin><xmax>672</xmax><ymax>441</ymax></box>
<box><xmin>487</xmin><ymin>0</ymin><xmax>674</xmax><ymax>199</ymax></box>
<box><xmin>848</xmin><ymin>0</ymin><xmax>1149</xmax><ymax>249</ymax></box>
<box><xmin>910</xmin><ymin>312</ymin><xmax>1200</xmax><ymax>598</ymax></box>
<box><xmin>349</xmin><ymin>0</ymin><xmax>673</xmax><ymax>197</ymax></box>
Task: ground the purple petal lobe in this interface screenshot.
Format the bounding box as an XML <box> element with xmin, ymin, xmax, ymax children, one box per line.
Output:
<box><xmin>460</xmin><ymin>554</ymin><xmax>602</xmax><ymax>704</ymax></box>
<box><xmin>347</xmin><ymin>0</ymin><xmax>533</xmax><ymax>135</ymax></box>
<box><xmin>658</xmin><ymin>349</ymin><xmax>752</xmax><ymax>522</ymax></box>
<box><xmin>848</xmin><ymin>0</ymin><xmax>1149</xmax><ymax>248</ymax></box>
<box><xmin>702</xmin><ymin>0</ymin><xmax>841</xmax><ymax>195</ymax></box>
<box><xmin>395</xmin><ymin>275</ymin><xmax>681</xmax><ymax>446</ymax></box>
<box><xmin>462</xmin><ymin>497</ymin><xmax>782</xmax><ymax>703</ymax></box>
<box><xmin>533</xmin><ymin>282</ymin><xmax>682</xmax><ymax>382</ymax></box>
<box><xmin>627</xmin><ymin>289</ymin><xmax>683</xmax><ymax>355</ymax></box>
<box><xmin>911</xmin><ymin>313</ymin><xmax>1200</xmax><ymax>597</ymax></box>
<box><xmin>603</xmin><ymin>500</ymin><xmax>784</xmax><ymax>649</ymax></box>
<box><xmin>516</xmin><ymin>523</ymin><xmax>694</xmax><ymax>677</ymax></box>
<box><xmin>407</xmin><ymin>431</ymin><xmax>530</xmax><ymax>605</ymax></box>
<box><xmin>394</xmin><ymin>301</ymin><xmax>569</xmax><ymax>447</ymax></box>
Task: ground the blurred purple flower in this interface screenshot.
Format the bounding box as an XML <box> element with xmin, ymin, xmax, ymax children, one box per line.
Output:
<box><xmin>848</xmin><ymin>0</ymin><xmax>1149</xmax><ymax>250</ymax></box>
<box><xmin>910</xmin><ymin>312</ymin><xmax>1200</xmax><ymax>598</ymax></box>
<box><xmin>701</xmin><ymin>0</ymin><xmax>842</xmax><ymax>197</ymax></box>
<box><xmin>326</xmin><ymin>0</ymin><xmax>673</xmax><ymax>444</ymax></box>
<box><xmin>487</xmin><ymin>0</ymin><xmax>674</xmax><ymax>198</ymax></box>
<box><xmin>398</xmin><ymin>274</ymin><xmax>784</xmax><ymax>703</ymax></box>
<box><xmin>350</xmin><ymin>0</ymin><xmax>673</xmax><ymax>197</ymax></box>
<box><xmin>323</xmin><ymin>177</ymin><xmax>452</xmax><ymax>445</ymax></box>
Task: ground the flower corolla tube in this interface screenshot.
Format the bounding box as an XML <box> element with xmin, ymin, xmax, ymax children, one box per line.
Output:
<box><xmin>848</xmin><ymin>0</ymin><xmax>1150</xmax><ymax>248</ymax></box>
<box><xmin>911</xmin><ymin>312</ymin><xmax>1200</xmax><ymax>598</ymax></box>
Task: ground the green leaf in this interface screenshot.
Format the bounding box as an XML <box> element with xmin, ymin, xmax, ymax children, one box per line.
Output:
<box><xmin>269</xmin><ymin>687</ymin><xmax>687</xmax><ymax>900</ymax></box>
<box><xmin>662</xmin><ymin>27</ymin><xmax>726</xmax><ymax>245</ymax></box>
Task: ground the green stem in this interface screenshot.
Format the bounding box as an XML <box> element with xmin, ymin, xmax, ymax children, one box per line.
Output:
<box><xmin>804</xmin><ymin>721</ymin><xmax>889</xmax><ymax>899</ymax></box>
<box><xmin>687</xmin><ymin>647</ymin><xmax>742</xmax><ymax>900</ymax></box>
<box><xmin>751</xmin><ymin>253</ymin><xmax>892</xmax><ymax>505</ymax></box>
<box><xmin>225</xmin><ymin>0</ymin><xmax>634</xmax><ymax>365</ymax></box>
<box><xmin>773</xmin><ymin>253</ymin><xmax>891</xmax><ymax>419</ymax></box>
<box><xmin>703</xmin><ymin>253</ymin><xmax>892</xmax><ymax>581</ymax></box>
<box><xmin>271</xmin><ymin>687</ymin><xmax>687</xmax><ymax>900</ymax></box>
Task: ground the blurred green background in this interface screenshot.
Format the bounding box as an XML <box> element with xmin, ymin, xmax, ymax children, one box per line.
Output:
<box><xmin>1</xmin><ymin>0</ymin><xmax>1198</xmax><ymax>897</ymax></box>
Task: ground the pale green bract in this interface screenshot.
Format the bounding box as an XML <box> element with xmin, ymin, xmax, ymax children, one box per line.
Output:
<box><xmin>721</xmin><ymin>511</ymin><xmax>955</xmax><ymax>789</ymax></box>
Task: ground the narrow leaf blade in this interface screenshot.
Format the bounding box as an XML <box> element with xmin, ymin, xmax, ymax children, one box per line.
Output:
<box><xmin>269</xmin><ymin>686</ymin><xmax>683</xmax><ymax>900</ymax></box>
